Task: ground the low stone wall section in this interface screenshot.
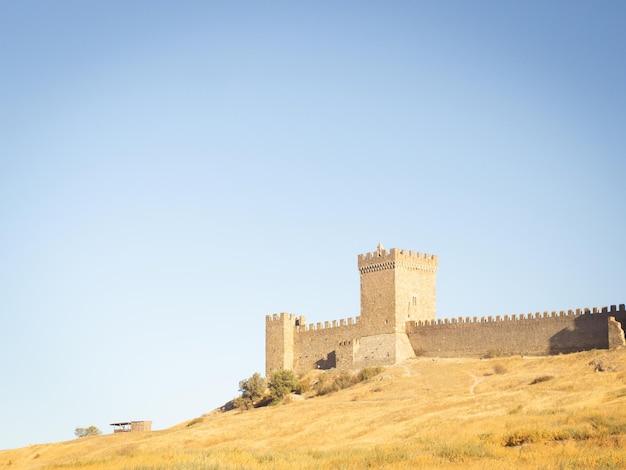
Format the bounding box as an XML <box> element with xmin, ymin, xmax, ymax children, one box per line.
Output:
<box><xmin>293</xmin><ymin>318</ymin><xmax>361</xmax><ymax>374</ymax></box>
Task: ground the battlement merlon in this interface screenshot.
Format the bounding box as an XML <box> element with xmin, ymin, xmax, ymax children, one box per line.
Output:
<box><xmin>265</xmin><ymin>313</ymin><xmax>307</xmax><ymax>326</ymax></box>
<box><xmin>410</xmin><ymin>304</ymin><xmax>626</xmax><ymax>327</ymax></box>
<box><xmin>357</xmin><ymin>246</ymin><xmax>438</xmax><ymax>272</ymax></box>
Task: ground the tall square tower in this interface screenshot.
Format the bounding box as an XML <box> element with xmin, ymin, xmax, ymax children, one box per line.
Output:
<box><xmin>358</xmin><ymin>243</ymin><xmax>438</xmax><ymax>334</ymax></box>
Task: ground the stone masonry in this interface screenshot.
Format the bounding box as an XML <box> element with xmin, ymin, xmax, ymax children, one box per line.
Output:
<box><xmin>265</xmin><ymin>244</ymin><xmax>626</xmax><ymax>376</ymax></box>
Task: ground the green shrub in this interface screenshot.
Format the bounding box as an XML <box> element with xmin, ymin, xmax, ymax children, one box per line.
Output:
<box><xmin>233</xmin><ymin>372</ymin><xmax>267</xmax><ymax>410</ymax></box>
<box><xmin>269</xmin><ymin>369</ymin><xmax>298</xmax><ymax>402</ymax></box>
<box><xmin>74</xmin><ymin>426</ymin><xmax>101</xmax><ymax>438</ymax></box>
<box><xmin>239</xmin><ymin>372</ymin><xmax>266</xmax><ymax>402</ymax></box>
<box><xmin>233</xmin><ymin>396</ymin><xmax>253</xmax><ymax>411</ymax></box>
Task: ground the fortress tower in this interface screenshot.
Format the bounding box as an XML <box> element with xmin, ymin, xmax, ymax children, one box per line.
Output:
<box><xmin>358</xmin><ymin>243</ymin><xmax>438</xmax><ymax>332</ymax></box>
<box><xmin>356</xmin><ymin>243</ymin><xmax>438</xmax><ymax>365</ymax></box>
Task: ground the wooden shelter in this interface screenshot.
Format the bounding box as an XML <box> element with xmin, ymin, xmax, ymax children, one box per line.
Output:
<box><xmin>110</xmin><ymin>421</ymin><xmax>152</xmax><ymax>433</ymax></box>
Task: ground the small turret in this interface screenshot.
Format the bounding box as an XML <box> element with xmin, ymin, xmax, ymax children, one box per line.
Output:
<box><xmin>265</xmin><ymin>313</ymin><xmax>305</xmax><ymax>376</ymax></box>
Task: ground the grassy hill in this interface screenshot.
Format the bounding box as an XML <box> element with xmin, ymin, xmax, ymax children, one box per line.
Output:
<box><xmin>2</xmin><ymin>349</ymin><xmax>626</xmax><ymax>469</ymax></box>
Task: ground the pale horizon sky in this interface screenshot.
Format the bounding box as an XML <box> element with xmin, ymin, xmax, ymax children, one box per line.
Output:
<box><xmin>1</xmin><ymin>1</ymin><xmax>625</xmax><ymax>450</ymax></box>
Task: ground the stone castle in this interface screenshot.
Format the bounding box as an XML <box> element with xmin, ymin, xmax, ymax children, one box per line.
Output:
<box><xmin>265</xmin><ymin>244</ymin><xmax>626</xmax><ymax>376</ymax></box>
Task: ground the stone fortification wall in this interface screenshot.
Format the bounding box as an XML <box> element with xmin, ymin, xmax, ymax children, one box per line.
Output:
<box><xmin>407</xmin><ymin>305</ymin><xmax>626</xmax><ymax>358</ymax></box>
<box><xmin>293</xmin><ymin>325</ymin><xmax>414</xmax><ymax>373</ymax></box>
<box><xmin>293</xmin><ymin>316</ymin><xmax>361</xmax><ymax>374</ymax></box>
<box><xmin>266</xmin><ymin>245</ymin><xmax>624</xmax><ymax>377</ymax></box>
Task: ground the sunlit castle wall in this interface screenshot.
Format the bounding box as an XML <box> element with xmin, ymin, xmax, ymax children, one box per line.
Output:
<box><xmin>406</xmin><ymin>305</ymin><xmax>626</xmax><ymax>358</ymax></box>
<box><xmin>293</xmin><ymin>317</ymin><xmax>361</xmax><ymax>374</ymax></box>
<box><xmin>266</xmin><ymin>245</ymin><xmax>625</xmax><ymax>377</ymax></box>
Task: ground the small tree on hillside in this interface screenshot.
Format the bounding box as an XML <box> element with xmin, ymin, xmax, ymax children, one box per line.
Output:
<box><xmin>269</xmin><ymin>369</ymin><xmax>298</xmax><ymax>403</ymax></box>
<box><xmin>234</xmin><ymin>372</ymin><xmax>267</xmax><ymax>410</ymax></box>
<box><xmin>240</xmin><ymin>372</ymin><xmax>266</xmax><ymax>402</ymax></box>
<box><xmin>74</xmin><ymin>426</ymin><xmax>101</xmax><ymax>438</ymax></box>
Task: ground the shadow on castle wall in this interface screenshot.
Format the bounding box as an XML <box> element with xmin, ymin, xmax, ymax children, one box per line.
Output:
<box><xmin>315</xmin><ymin>351</ymin><xmax>336</xmax><ymax>370</ymax></box>
<box><xmin>550</xmin><ymin>311</ymin><xmax>626</xmax><ymax>354</ymax></box>
<box><xmin>549</xmin><ymin>313</ymin><xmax>608</xmax><ymax>354</ymax></box>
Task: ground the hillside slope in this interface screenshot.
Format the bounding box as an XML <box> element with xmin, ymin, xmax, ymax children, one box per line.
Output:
<box><xmin>2</xmin><ymin>349</ymin><xmax>626</xmax><ymax>469</ymax></box>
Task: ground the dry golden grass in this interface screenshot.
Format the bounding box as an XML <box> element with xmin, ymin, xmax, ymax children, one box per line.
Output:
<box><xmin>3</xmin><ymin>349</ymin><xmax>626</xmax><ymax>469</ymax></box>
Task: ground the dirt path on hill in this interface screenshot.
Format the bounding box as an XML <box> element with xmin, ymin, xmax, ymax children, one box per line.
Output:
<box><xmin>469</xmin><ymin>374</ymin><xmax>483</xmax><ymax>395</ymax></box>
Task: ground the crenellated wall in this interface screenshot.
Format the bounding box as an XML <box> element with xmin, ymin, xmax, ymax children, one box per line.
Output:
<box><xmin>266</xmin><ymin>245</ymin><xmax>625</xmax><ymax>377</ymax></box>
<box><xmin>407</xmin><ymin>305</ymin><xmax>626</xmax><ymax>358</ymax></box>
<box><xmin>266</xmin><ymin>313</ymin><xmax>365</xmax><ymax>375</ymax></box>
<box><xmin>268</xmin><ymin>313</ymin><xmax>418</xmax><ymax>374</ymax></box>
<box><xmin>293</xmin><ymin>316</ymin><xmax>361</xmax><ymax>374</ymax></box>
<box><xmin>357</xmin><ymin>247</ymin><xmax>438</xmax><ymax>270</ymax></box>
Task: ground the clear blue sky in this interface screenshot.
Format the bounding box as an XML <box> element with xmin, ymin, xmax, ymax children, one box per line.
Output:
<box><xmin>1</xmin><ymin>1</ymin><xmax>624</xmax><ymax>449</ymax></box>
